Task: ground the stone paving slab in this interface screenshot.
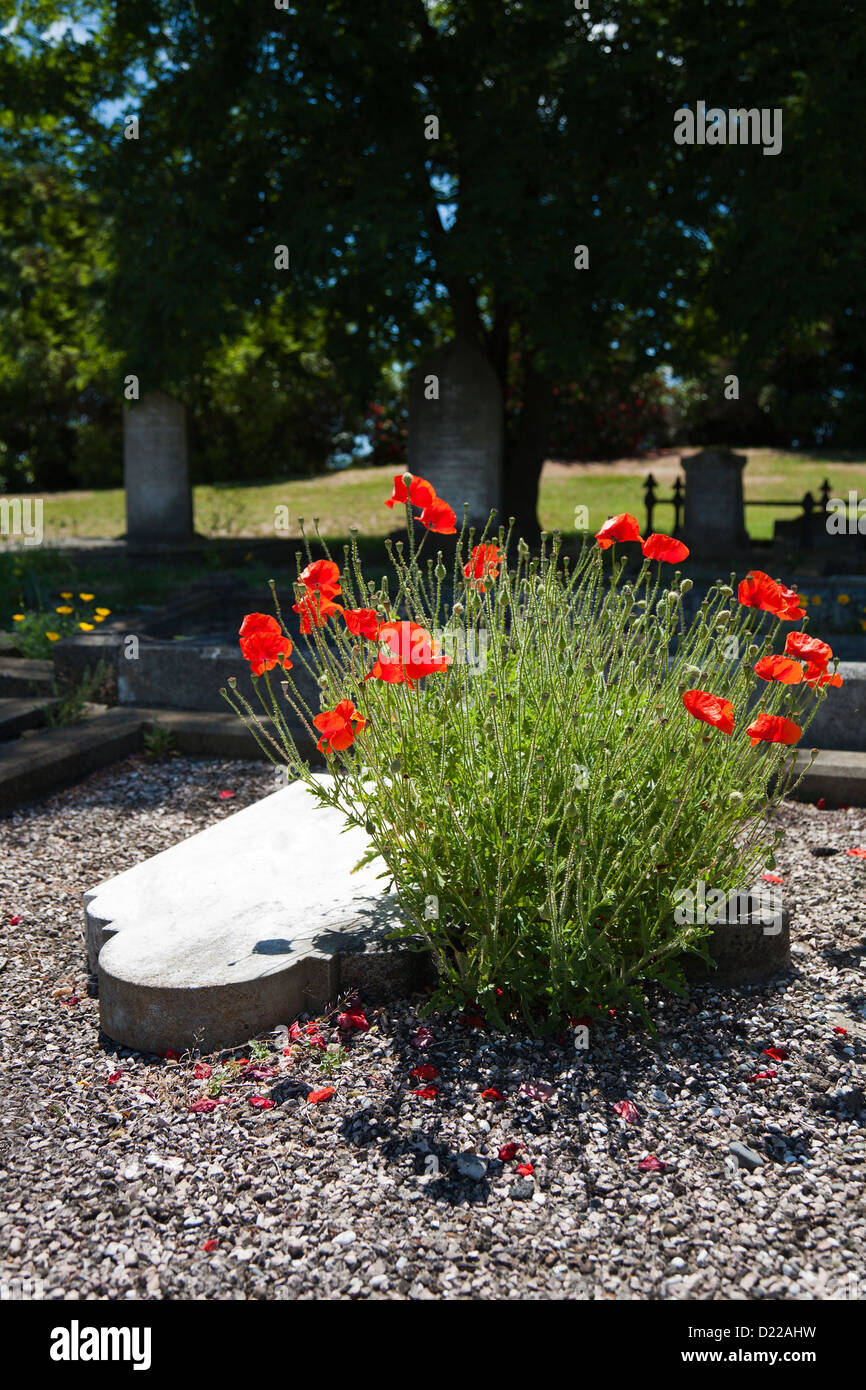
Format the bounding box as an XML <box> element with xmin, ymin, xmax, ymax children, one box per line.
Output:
<box><xmin>0</xmin><ymin>697</ymin><xmax>53</xmax><ymax>741</ymax></box>
<box><xmin>0</xmin><ymin>706</ymin><xmax>143</xmax><ymax>815</ymax></box>
<box><xmin>0</xmin><ymin>656</ymin><xmax>53</xmax><ymax>697</ymax></box>
<box><xmin>84</xmin><ymin>776</ymin><xmax>424</xmax><ymax>1054</ymax></box>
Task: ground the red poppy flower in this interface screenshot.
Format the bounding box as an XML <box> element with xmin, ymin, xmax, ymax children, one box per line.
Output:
<box><xmin>682</xmin><ymin>688</ymin><xmax>735</xmax><ymax>736</ymax></box>
<box><xmin>804</xmin><ymin>663</ymin><xmax>843</xmax><ymax>688</ymax></box>
<box><xmin>293</xmin><ymin>590</ymin><xmax>343</xmax><ymax>634</ymax></box>
<box><xmin>418</xmin><ymin>497</ymin><xmax>458</xmax><ymax>535</ymax></box>
<box><xmin>299</xmin><ymin>559</ymin><xmax>342</xmax><ymax>598</ymax></box>
<box><xmin>612</xmin><ymin>1100</ymin><xmax>641</xmax><ymax>1123</ymax></box>
<box><xmin>249</xmin><ymin>1095</ymin><xmax>275</xmax><ymax>1110</ymax></box>
<box><xmin>410</xmin><ymin>1085</ymin><xmax>438</xmax><ymax>1099</ymax></box>
<box><xmin>239</xmin><ymin>613</ymin><xmax>294</xmax><ymax>676</ymax></box>
<box><xmin>481</xmin><ymin>1087</ymin><xmax>505</xmax><ymax>1102</ymax></box>
<box><xmin>498</xmin><ymin>1142</ymin><xmax>522</xmax><ymax>1162</ymax></box>
<box><xmin>754</xmin><ymin>655</ymin><xmax>804</xmax><ymax>685</ymax></box>
<box><xmin>784</xmin><ymin>631</ymin><xmax>833</xmax><ymax>670</ymax></box>
<box><xmin>641</xmin><ymin>533</ymin><xmax>690</xmax><ymax>564</ymax></box>
<box><xmin>365</xmin><ymin>620</ymin><xmax>451</xmax><ymax>688</ymax></box>
<box><xmin>312</xmin><ymin>699</ymin><xmax>367</xmax><ymax>754</ymax></box>
<box><xmin>516</xmin><ymin>1162</ymin><xmax>534</xmax><ymax>1177</ymax></box>
<box><xmin>411</xmin><ymin>1065</ymin><xmax>439</xmax><ymax>1081</ymax></box>
<box><xmin>385</xmin><ymin>473</ymin><xmax>437</xmax><ymax>511</ymax></box>
<box><xmin>638</xmin><ymin>1155</ymin><xmax>666</xmax><ymax>1172</ymax></box>
<box><xmin>201</xmin><ymin>1240</ymin><xmax>219</xmax><ymax>1253</ymax></box>
<box><xmin>745</xmin><ymin>713</ymin><xmax>802</xmax><ymax>747</ymax></box>
<box><xmin>595</xmin><ymin>513</ymin><xmax>642</xmax><ymax>549</ymax></box>
<box><xmin>737</xmin><ymin>571</ymin><xmax>805</xmax><ymax>622</ymax></box>
<box><xmin>763</xmin><ymin>1047</ymin><xmax>788</xmax><ymax>1061</ymax></box>
<box><xmin>847</xmin><ymin>847</ymin><xmax>866</xmax><ymax>858</ymax></box>
<box><xmin>463</xmin><ymin>543</ymin><xmax>502</xmax><ymax>592</ymax></box>
<box><xmin>342</xmin><ymin>607</ymin><xmax>380</xmax><ymax>641</ymax></box>
<box><xmin>307</xmin><ymin>1087</ymin><xmax>335</xmax><ymax>1104</ymax></box>
<box><xmin>337</xmin><ymin>1009</ymin><xmax>369</xmax><ymax>1031</ymax></box>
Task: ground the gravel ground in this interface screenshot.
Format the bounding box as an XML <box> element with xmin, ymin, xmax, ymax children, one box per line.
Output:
<box><xmin>0</xmin><ymin>754</ymin><xmax>863</xmax><ymax>1301</ymax></box>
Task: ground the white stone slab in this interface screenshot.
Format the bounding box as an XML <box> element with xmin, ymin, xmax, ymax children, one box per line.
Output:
<box><xmin>84</xmin><ymin>776</ymin><xmax>418</xmax><ymax>1054</ymax></box>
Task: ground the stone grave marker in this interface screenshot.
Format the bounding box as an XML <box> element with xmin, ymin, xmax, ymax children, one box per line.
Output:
<box><xmin>682</xmin><ymin>447</ymin><xmax>748</xmax><ymax>550</ymax></box>
<box><xmin>123</xmin><ymin>392</ymin><xmax>193</xmax><ymax>545</ymax></box>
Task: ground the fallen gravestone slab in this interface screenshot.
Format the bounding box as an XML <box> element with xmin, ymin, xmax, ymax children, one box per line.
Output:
<box><xmin>84</xmin><ymin>776</ymin><xmax>430</xmax><ymax>1054</ymax></box>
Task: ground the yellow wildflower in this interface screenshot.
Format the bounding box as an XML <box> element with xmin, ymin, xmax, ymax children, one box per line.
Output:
<box><xmin>12</xmin><ymin>614</ymin><xmax>24</xmax><ymax>622</ymax></box>
<box><xmin>56</xmin><ymin>605</ymin><xmax>73</xmax><ymax>615</ymax></box>
<box><xmin>79</xmin><ymin>621</ymin><xmax>95</xmax><ymax>631</ymax></box>
<box><xmin>837</xmin><ymin>593</ymin><xmax>851</xmax><ymax>605</ymax></box>
<box><xmin>60</xmin><ymin>592</ymin><xmax>73</xmax><ymax>599</ymax></box>
<box><xmin>79</xmin><ymin>593</ymin><xmax>94</xmax><ymax>602</ymax></box>
<box><xmin>95</xmin><ymin>607</ymin><xmax>111</xmax><ymax>617</ymax></box>
<box><xmin>45</xmin><ymin>631</ymin><xmax>60</xmax><ymax>642</ymax></box>
<box><xmin>811</xmin><ymin>595</ymin><xmax>822</xmax><ymax>606</ymax></box>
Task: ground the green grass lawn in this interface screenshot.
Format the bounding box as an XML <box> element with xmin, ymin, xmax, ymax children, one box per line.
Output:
<box><xmin>28</xmin><ymin>448</ymin><xmax>866</xmax><ymax>545</ymax></box>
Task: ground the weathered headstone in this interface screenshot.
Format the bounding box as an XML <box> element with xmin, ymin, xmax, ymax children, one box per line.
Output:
<box><xmin>123</xmin><ymin>392</ymin><xmax>193</xmax><ymax>544</ymax></box>
<box><xmin>682</xmin><ymin>447</ymin><xmax>748</xmax><ymax>550</ymax></box>
<box><xmin>408</xmin><ymin>340</ymin><xmax>503</xmax><ymax>529</ymax></box>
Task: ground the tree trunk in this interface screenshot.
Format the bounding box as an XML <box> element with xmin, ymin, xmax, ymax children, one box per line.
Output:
<box><xmin>502</xmin><ymin>364</ymin><xmax>553</xmax><ymax>545</ymax></box>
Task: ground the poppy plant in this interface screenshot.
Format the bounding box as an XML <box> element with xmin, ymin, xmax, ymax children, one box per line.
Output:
<box><xmin>366</xmin><ymin>620</ymin><xmax>451</xmax><ymax>687</ymax></box>
<box><xmin>385</xmin><ymin>472</ymin><xmax>437</xmax><ymax>511</ymax></box>
<box><xmin>745</xmin><ymin>712</ymin><xmax>802</xmax><ymax>747</ymax></box>
<box><xmin>418</xmin><ymin>497</ymin><xmax>458</xmax><ymax>534</ymax></box>
<box><xmin>312</xmin><ymin>700</ymin><xmax>367</xmax><ymax>754</ymax></box>
<box><xmin>682</xmin><ymin>689</ymin><xmax>735</xmax><ymax>736</ymax></box>
<box><xmin>299</xmin><ymin>559</ymin><xmax>342</xmax><ymax>598</ymax></box>
<box><xmin>595</xmin><ymin>513</ymin><xmax>642</xmax><ymax>549</ymax></box>
<box><xmin>342</xmin><ymin>607</ymin><xmax>380</xmax><ymax>640</ymax></box>
<box><xmin>641</xmin><ymin>533</ymin><xmax>690</xmax><ymax>564</ymax></box>
<box><xmin>464</xmin><ymin>543</ymin><xmax>502</xmax><ymax>592</ymax></box>
<box><xmin>238</xmin><ymin>613</ymin><xmax>293</xmax><ymax>676</ymax></box>
<box><xmin>753</xmin><ymin>655</ymin><xmax>804</xmax><ymax>685</ymax></box>
<box><xmin>293</xmin><ymin>590</ymin><xmax>343</xmax><ymax>634</ymax></box>
<box><xmin>737</xmin><ymin>571</ymin><xmax>805</xmax><ymax>622</ymax></box>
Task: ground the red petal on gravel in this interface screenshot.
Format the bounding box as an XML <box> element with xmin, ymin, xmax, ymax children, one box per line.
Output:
<box><xmin>189</xmin><ymin>1099</ymin><xmax>220</xmax><ymax>1113</ymax></box>
<box><xmin>763</xmin><ymin>1047</ymin><xmax>789</xmax><ymax>1061</ymax></box>
<box><xmin>410</xmin><ymin>1065</ymin><xmax>438</xmax><ymax>1080</ymax></box>
<box><xmin>498</xmin><ymin>1142</ymin><xmax>522</xmax><ymax>1162</ymax></box>
<box><xmin>412</xmin><ymin>1027</ymin><xmax>433</xmax><ymax>1049</ymax></box>
<box><xmin>833</xmin><ymin>1026</ymin><xmax>848</xmax><ymax>1036</ymax></box>
<box><xmin>761</xmin><ymin>872</ymin><xmax>783</xmax><ymax>883</ymax></box>
<box><xmin>248</xmin><ymin>1095</ymin><xmax>275</xmax><ymax>1109</ymax></box>
<box><xmin>520</xmin><ymin>1081</ymin><xmax>556</xmax><ymax>1102</ymax></box>
<box><xmin>638</xmin><ymin>1156</ymin><xmax>667</xmax><ymax>1172</ymax></box>
<box><xmin>240</xmin><ymin>1066</ymin><xmax>278</xmax><ymax>1081</ymax></box>
<box><xmin>194</xmin><ymin>1063</ymin><xmax>212</xmax><ymax>1080</ymax></box>
<box><xmin>8</xmin><ymin>915</ymin><xmax>21</xmax><ymax>925</ymax></box>
<box><xmin>410</xmin><ymin>1086</ymin><xmax>438</xmax><ymax>1099</ymax></box>
<box><xmin>307</xmin><ymin>1087</ymin><xmax>335</xmax><ymax>1104</ymax></box>
<box><xmin>337</xmin><ymin>1010</ymin><xmax>369</xmax><ymax>1031</ymax></box>
<box><xmin>846</xmin><ymin>847</ymin><xmax>866</xmax><ymax>858</ymax></box>
<box><xmin>816</xmin><ymin>797</ymin><xmax>827</xmax><ymax>810</ymax></box>
<box><xmin>161</xmin><ymin>1049</ymin><xmax>180</xmax><ymax>1061</ymax></box>
<box><xmin>201</xmin><ymin>1240</ymin><xmax>219</xmax><ymax>1252</ymax></box>
<box><xmin>218</xmin><ymin>790</ymin><xmax>235</xmax><ymax>800</ymax></box>
<box><xmin>613</xmin><ymin>1099</ymin><xmax>641</xmax><ymax>1123</ymax></box>
<box><xmin>481</xmin><ymin>1087</ymin><xmax>505</xmax><ymax>1101</ymax></box>
<box><xmin>748</xmin><ymin>1070</ymin><xmax>777</xmax><ymax>1082</ymax></box>
<box><xmin>516</xmin><ymin>1162</ymin><xmax>534</xmax><ymax>1177</ymax></box>
<box><xmin>107</xmin><ymin>1071</ymin><xmax>123</xmax><ymax>1085</ymax></box>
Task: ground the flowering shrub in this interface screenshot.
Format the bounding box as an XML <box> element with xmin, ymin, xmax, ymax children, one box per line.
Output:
<box><xmin>224</xmin><ymin>477</ymin><xmax>841</xmax><ymax>1031</ymax></box>
<box><xmin>10</xmin><ymin>591</ymin><xmax>111</xmax><ymax>658</ymax></box>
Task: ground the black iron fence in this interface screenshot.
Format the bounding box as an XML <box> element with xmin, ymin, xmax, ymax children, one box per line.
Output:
<box><xmin>644</xmin><ymin>474</ymin><xmax>837</xmax><ymax>547</ymax></box>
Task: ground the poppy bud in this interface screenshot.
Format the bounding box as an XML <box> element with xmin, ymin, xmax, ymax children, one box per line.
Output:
<box><xmin>435</xmin><ymin>563</ymin><xmax>447</xmax><ymax>580</ymax></box>
<box><xmin>716</xmin><ymin>611</ymin><xmax>732</xmax><ymax>625</ymax></box>
<box><xmin>611</xmin><ymin>790</ymin><xmax>627</xmax><ymax>807</ymax></box>
<box><xmin>318</xmin><ymin>674</ymin><xmax>329</xmax><ymax>687</ymax></box>
<box><xmin>228</xmin><ymin>676</ymin><xmax>238</xmax><ymax>688</ymax></box>
<box><xmin>452</xmin><ymin>602</ymin><xmax>464</xmax><ymax>617</ymax></box>
<box><xmin>402</xmin><ymin>472</ymin><xmax>413</xmax><ymax>487</ymax></box>
<box><xmin>680</xmin><ymin>578</ymin><xmax>693</xmax><ymax>593</ymax></box>
<box><xmin>349</xmin><ymin>524</ymin><xmax>358</xmax><ymax>534</ymax></box>
<box><xmin>748</xmin><ymin>644</ymin><xmax>759</xmax><ymax>657</ymax></box>
<box><xmin>728</xmin><ymin>791</ymin><xmax>744</xmax><ymax>803</ymax></box>
<box><xmin>718</xmin><ymin>584</ymin><xmax>732</xmax><ymax>596</ymax></box>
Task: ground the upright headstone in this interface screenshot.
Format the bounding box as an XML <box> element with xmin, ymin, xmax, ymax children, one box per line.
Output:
<box><xmin>408</xmin><ymin>340</ymin><xmax>503</xmax><ymax>529</ymax></box>
<box><xmin>682</xmin><ymin>447</ymin><xmax>748</xmax><ymax>550</ymax></box>
<box><xmin>123</xmin><ymin>392</ymin><xmax>193</xmax><ymax>545</ymax></box>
